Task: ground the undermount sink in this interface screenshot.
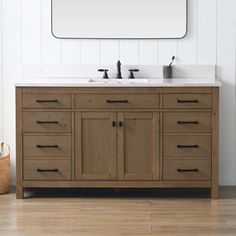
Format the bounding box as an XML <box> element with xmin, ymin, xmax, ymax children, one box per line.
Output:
<box><xmin>88</xmin><ymin>78</ymin><xmax>148</xmax><ymax>84</ymax></box>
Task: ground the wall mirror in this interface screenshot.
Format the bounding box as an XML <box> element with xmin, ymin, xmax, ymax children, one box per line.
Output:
<box><xmin>51</xmin><ymin>0</ymin><xmax>187</xmax><ymax>39</ymax></box>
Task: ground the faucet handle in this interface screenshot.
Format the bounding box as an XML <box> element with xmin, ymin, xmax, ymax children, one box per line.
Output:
<box><xmin>98</xmin><ymin>69</ymin><xmax>109</xmax><ymax>79</ymax></box>
<box><xmin>128</xmin><ymin>69</ymin><xmax>140</xmax><ymax>79</ymax></box>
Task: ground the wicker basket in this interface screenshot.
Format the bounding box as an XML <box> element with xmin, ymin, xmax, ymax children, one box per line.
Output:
<box><xmin>0</xmin><ymin>142</ymin><xmax>10</xmax><ymax>194</ymax></box>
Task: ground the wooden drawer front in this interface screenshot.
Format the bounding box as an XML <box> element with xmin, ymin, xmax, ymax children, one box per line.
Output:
<box><xmin>23</xmin><ymin>112</ymin><xmax>72</xmax><ymax>133</ymax></box>
<box><xmin>163</xmin><ymin>112</ymin><xmax>211</xmax><ymax>133</ymax></box>
<box><xmin>163</xmin><ymin>160</ymin><xmax>211</xmax><ymax>181</ymax></box>
<box><xmin>75</xmin><ymin>94</ymin><xmax>159</xmax><ymax>109</ymax></box>
<box><xmin>23</xmin><ymin>135</ymin><xmax>72</xmax><ymax>158</ymax></box>
<box><xmin>163</xmin><ymin>94</ymin><xmax>212</xmax><ymax>109</ymax></box>
<box><xmin>163</xmin><ymin>135</ymin><xmax>211</xmax><ymax>158</ymax></box>
<box><xmin>23</xmin><ymin>94</ymin><xmax>72</xmax><ymax>109</ymax></box>
<box><xmin>24</xmin><ymin>160</ymin><xmax>71</xmax><ymax>180</ymax></box>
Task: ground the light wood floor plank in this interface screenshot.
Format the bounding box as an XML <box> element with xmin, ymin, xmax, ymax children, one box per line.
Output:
<box><xmin>0</xmin><ymin>187</ymin><xmax>236</xmax><ymax>235</ymax></box>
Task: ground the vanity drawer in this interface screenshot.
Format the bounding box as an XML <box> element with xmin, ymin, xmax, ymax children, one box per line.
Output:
<box><xmin>163</xmin><ymin>112</ymin><xmax>211</xmax><ymax>133</ymax></box>
<box><xmin>163</xmin><ymin>135</ymin><xmax>211</xmax><ymax>158</ymax></box>
<box><xmin>23</xmin><ymin>94</ymin><xmax>72</xmax><ymax>109</ymax></box>
<box><xmin>163</xmin><ymin>94</ymin><xmax>212</xmax><ymax>109</ymax></box>
<box><xmin>24</xmin><ymin>160</ymin><xmax>71</xmax><ymax>180</ymax></box>
<box><xmin>163</xmin><ymin>160</ymin><xmax>211</xmax><ymax>181</ymax></box>
<box><xmin>23</xmin><ymin>112</ymin><xmax>72</xmax><ymax>133</ymax></box>
<box><xmin>75</xmin><ymin>94</ymin><xmax>159</xmax><ymax>109</ymax></box>
<box><xmin>23</xmin><ymin>135</ymin><xmax>72</xmax><ymax>158</ymax></box>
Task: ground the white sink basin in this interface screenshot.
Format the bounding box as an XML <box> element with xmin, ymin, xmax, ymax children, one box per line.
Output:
<box><xmin>88</xmin><ymin>78</ymin><xmax>148</xmax><ymax>84</ymax></box>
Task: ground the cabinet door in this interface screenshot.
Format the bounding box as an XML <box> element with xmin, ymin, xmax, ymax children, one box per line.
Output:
<box><xmin>118</xmin><ymin>112</ymin><xmax>159</xmax><ymax>180</ymax></box>
<box><xmin>75</xmin><ymin>112</ymin><xmax>117</xmax><ymax>180</ymax></box>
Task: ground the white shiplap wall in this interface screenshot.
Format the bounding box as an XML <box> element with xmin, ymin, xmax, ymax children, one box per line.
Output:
<box><xmin>0</xmin><ymin>0</ymin><xmax>3</xmax><ymax>140</ymax></box>
<box><xmin>217</xmin><ymin>0</ymin><xmax>236</xmax><ymax>185</ymax></box>
<box><xmin>1</xmin><ymin>0</ymin><xmax>22</xmax><ymax>187</ymax></box>
<box><xmin>0</xmin><ymin>0</ymin><xmax>236</xmax><ymax>185</ymax></box>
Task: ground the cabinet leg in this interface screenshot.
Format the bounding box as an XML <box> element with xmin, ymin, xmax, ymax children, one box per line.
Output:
<box><xmin>16</xmin><ymin>186</ymin><xmax>24</xmax><ymax>199</ymax></box>
<box><xmin>211</xmin><ymin>186</ymin><xmax>219</xmax><ymax>199</ymax></box>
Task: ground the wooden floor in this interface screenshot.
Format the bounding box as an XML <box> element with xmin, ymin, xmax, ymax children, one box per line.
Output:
<box><xmin>1</xmin><ymin>187</ymin><xmax>236</xmax><ymax>236</ymax></box>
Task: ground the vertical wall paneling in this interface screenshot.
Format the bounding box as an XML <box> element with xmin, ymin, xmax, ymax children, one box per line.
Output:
<box><xmin>158</xmin><ymin>40</ymin><xmax>178</xmax><ymax>65</ymax></box>
<box><xmin>100</xmin><ymin>40</ymin><xmax>119</xmax><ymax>65</ymax></box>
<box><xmin>235</xmin><ymin>21</ymin><xmax>236</xmax><ymax>184</ymax></box>
<box><xmin>138</xmin><ymin>40</ymin><xmax>159</xmax><ymax>65</ymax></box>
<box><xmin>234</xmin><ymin>11</ymin><xmax>236</xmax><ymax>184</ymax></box>
<box><xmin>22</xmin><ymin>0</ymin><xmax>42</xmax><ymax>64</ymax></box>
<box><xmin>2</xmin><ymin>0</ymin><xmax>22</xmax><ymax>183</ymax></box>
<box><xmin>61</xmin><ymin>40</ymin><xmax>81</xmax><ymax>64</ymax></box>
<box><xmin>119</xmin><ymin>40</ymin><xmax>139</xmax><ymax>64</ymax></box>
<box><xmin>198</xmin><ymin>0</ymin><xmax>217</xmax><ymax>64</ymax></box>
<box><xmin>42</xmin><ymin>0</ymin><xmax>61</xmax><ymax>64</ymax></box>
<box><xmin>178</xmin><ymin>0</ymin><xmax>197</xmax><ymax>64</ymax></box>
<box><xmin>0</xmin><ymin>0</ymin><xmax>3</xmax><ymax>139</ymax></box>
<box><xmin>80</xmin><ymin>40</ymin><xmax>100</xmax><ymax>65</ymax></box>
<box><xmin>217</xmin><ymin>0</ymin><xmax>236</xmax><ymax>185</ymax></box>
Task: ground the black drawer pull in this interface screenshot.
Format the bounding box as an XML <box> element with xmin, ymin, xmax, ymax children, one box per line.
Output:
<box><xmin>107</xmin><ymin>100</ymin><xmax>128</xmax><ymax>103</ymax></box>
<box><xmin>36</xmin><ymin>99</ymin><xmax>58</xmax><ymax>103</ymax></box>
<box><xmin>177</xmin><ymin>121</ymin><xmax>199</xmax><ymax>125</ymax></box>
<box><xmin>112</xmin><ymin>121</ymin><xmax>117</xmax><ymax>127</ymax></box>
<box><xmin>119</xmin><ymin>121</ymin><xmax>123</xmax><ymax>127</ymax></box>
<box><xmin>177</xmin><ymin>100</ymin><xmax>199</xmax><ymax>103</ymax></box>
<box><xmin>36</xmin><ymin>121</ymin><xmax>59</xmax><ymax>124</ymax></box>
<box><xmin>177</xmin><ymin>168</ymin><xmax>199</xmax><ymax>172</ymax></box>
<box><xmin>177</xmin><ymin>145</ymin><xmax>199</xmax><ymax>149</ymax></box>
<box><xmin>37</xmin><ymin>168</ymin><xmax>59</xmax><ymax>172</ymax></box>
<box><xmin>36</xmin><ymin>145</ymin><xmax>59</xmax><ymax>148</ymax></box>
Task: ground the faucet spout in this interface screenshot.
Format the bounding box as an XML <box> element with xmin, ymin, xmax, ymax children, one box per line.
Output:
<box><xmin>116</xmin><ymin>60</ymin><xmax>122</xmax><ymax>79</ymax></box>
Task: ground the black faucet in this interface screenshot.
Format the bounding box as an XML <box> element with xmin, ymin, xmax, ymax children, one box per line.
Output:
<box><xmin>98</xmin><ymin>69</ymin><xmax>109</xmax><ymax>79</ymax></box>
<box><xmin>128</xmin><ymin>69</ymin><xmax>140</xmax><ymax>79</ymax></box>
<box><xmin>116</xmin><ymin>60</ymin><xmax>122</xmax><ymax>79</ymax></box>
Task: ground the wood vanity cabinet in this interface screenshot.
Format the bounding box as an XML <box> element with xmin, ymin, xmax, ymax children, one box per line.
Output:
<box><xmin>16</xmin><ymin>87</ymin><xmax>219</xmax><ymax>199</ymax></box>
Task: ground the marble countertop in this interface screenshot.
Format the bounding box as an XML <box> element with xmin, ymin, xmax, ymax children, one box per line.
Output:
<box><xmin>15</xmin><ymin>77</ymin><xmax>221</xmax><ymax>87</ymax></box>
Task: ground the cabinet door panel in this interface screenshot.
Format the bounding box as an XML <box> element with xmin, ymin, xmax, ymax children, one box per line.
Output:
<box><xmin>75</xmin><ymin>112</ymin><xmax>117</xmax><ymax>180</ymax></box>
<box><xmin>118</xmin><ymin>112</ymin><xmax>159</xmax><ymax>180</ymax></box>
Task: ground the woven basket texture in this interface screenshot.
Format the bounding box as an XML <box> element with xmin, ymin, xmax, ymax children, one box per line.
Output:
<box><xmin>0</xmin><ymin>143</ymin><xmax>10</xmax><ymax>194</ymax></box>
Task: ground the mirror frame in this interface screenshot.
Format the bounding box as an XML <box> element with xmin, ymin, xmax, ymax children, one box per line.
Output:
<box><xmin>51</xmin><ymin>0</ymin><xmax>188</xmax><ymax>39</ymax></box>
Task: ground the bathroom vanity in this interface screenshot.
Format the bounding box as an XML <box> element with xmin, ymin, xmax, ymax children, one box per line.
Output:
<box><xmin>16</xmin><ymin>73</ymin><xmax>220</xmax><ymax>199</ymax></box>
